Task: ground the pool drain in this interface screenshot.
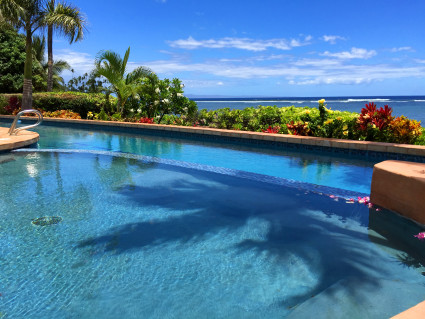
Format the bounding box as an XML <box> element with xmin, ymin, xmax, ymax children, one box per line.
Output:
<box><xmin>32</xmin><ymin>216</ymin><xmax>62</xmax><ymax>226</ymax></box>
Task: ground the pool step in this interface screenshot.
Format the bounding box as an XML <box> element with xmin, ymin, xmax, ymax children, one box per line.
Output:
<box><xmin>371</xmin><ymin>160</ymin><xmax>425</xmax><ymax>225</ymax></box>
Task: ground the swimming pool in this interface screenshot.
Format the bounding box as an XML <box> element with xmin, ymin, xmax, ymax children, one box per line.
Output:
<box><xmin>1</xmin><ymin>121</ymin><xmax>376</xmax><ymax>194</ymax></box>
<box><xmin>1</xmin><ymin>122</ymin><xmax>425</xmax><ymax>318</ymax></box>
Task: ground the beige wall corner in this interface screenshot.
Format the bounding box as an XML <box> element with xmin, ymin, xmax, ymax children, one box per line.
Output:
<box><xmin>391</xmin><ymin>300</ymin><xmax>425</xmax><ymax>319</ymax></box>
<box><xmin>370</xmin><ymin>160</ymin><xmax>425</xmax><ymax>224</ymax></box>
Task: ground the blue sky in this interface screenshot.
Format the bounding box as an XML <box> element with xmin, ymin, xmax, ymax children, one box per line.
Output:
<box><xmin>53</xmin><ymin>0</ymin><xmax>425</xmax><ymax>97</ymax></box>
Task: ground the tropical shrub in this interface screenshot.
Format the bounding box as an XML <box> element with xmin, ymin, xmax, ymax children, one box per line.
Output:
<box><xmin>138</xmin><ymin>117</ymin><xmax>154</xmax><ymax>124</ymax></box>
<box><xmin>262</xmin><ymin>125</ymin><xmax>280</xmax><ymax>134</ymax></box>
<box><xmin>0</xmin><ymin>94</ymin><xmax>7</xmax><ymax>114</ymax></box>
<box><xmin>389</xmin><ymin>116</ymin><xmax>422</xmax><ymax>144</ymax></box>
<box><xmin>286</xmin><ymin>120</ymin><xmax>311</xmax><ymax>136</ymax></box>
<box><xmin>4</xmin><ymin>95</ymin><xmax>22</xmax><ymax>114</ymax></box>
<box><xmin>137</xmin><ymin>74</ymin><xmax>197</xmax><ymax>123</ymax></box>
<box><xmin>357</xmin><ymin>103</ymin><xmax>393</xmax><ymax>141</ymax></box>
<box><xmin>41</xmin><ymin>110</ymin><xmax>81</xmax><ymax>119</ymax></box>
<box><xmin>31</xmin><ymin>92</ymin><xmax>113</xmax><ymax>118</ymax></box>
<box><xmin>93</xmin><ymin>47</ymin><xmax>152</xmax><ymax>115</ymax></box>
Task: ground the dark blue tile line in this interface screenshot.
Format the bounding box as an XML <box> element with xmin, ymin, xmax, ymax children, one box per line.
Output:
<box><xmin>12</xmin><ymin>148</ymin><xmax>369</xmax><ymax>199</ymax></box>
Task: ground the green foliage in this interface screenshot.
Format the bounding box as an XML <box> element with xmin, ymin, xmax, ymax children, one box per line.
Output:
<box><xmin>414</xmin><ymin>128</ymin><xmax>425</xmax><ymax>146</ymax></box>
<box><xmin>137</xmin><ymin>74</ymin><xmax>197</xmax><ymax>123</ymax></box>
<box><xmin>0</xmin><ymin>23</ymin><xmax>26</xmax><ymax>93</ymax></box>
<box><xmin>66</xmin><ymin>72</ymin><xmax>107</xmax><ymax>93</ymax></box>
<box><xmin>193</xmin><ymin>102</ymin><xmax>423</xmax><ymax>145</ymax></box>
<box><xmin>0</xmin><ymin>92</ymin><xmax>114</xmax><ymax>118</ymax></box>
<box><xmin>93</xmin><ymin>46</ymin><xmax>152</xmax><ymax>115</ymax></box>
<box><xmin>0</xmin><ymin>94</ymin><xmax>8</xmax><ymax>114</ymax></box>
<box><xmin>32</xmin><ymin>35</ymin><xmax>71</xmax><ymax>92</ymax></box>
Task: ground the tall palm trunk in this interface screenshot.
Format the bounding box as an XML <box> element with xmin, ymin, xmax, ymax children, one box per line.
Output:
<box><xmin>47</xmin><ymin>24</ymin><xmax>53</xmax><ymax>91</ymax></box>
<box><xmin>22</xmin><ymin>25</ymin><xmax>33</xmax><ymax>110</ymax></box>
<box><xmin>46</xmin><ymin>0</ymin><xmax>55</xmax><ymax>92</ymax></box>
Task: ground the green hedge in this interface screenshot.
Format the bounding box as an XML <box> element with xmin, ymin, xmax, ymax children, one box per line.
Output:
<box><xmin>0</xmin><ymin>92</ymin><xmax>115</xmax><ymax>118</ymax></box>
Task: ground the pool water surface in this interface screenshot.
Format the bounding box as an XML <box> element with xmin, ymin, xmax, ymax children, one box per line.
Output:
<box><xmin>0</xmin><ymin>122</ymin><xmax>375</xmax><ymax>194</ymax></box>
<box><xmin>1</xmin><ymin>150</ymin><xmax>425</xmax><ymax>318</ymax></box>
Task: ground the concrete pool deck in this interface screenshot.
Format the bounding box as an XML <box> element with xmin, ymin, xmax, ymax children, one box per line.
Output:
<box><xmin>0</xmin><ymin>126</ymin><xmax>39</xmax><ymax>151</ymax></box>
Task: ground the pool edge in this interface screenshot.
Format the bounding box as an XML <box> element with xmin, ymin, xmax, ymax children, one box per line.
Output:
<box><xmin>1</xmin><ymin>115</ymin><xmax>425</xmax><ymax>158</ymax></box>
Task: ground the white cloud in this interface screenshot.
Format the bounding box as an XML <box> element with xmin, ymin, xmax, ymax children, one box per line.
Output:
<box><xmin>180</xmin><ymin>79</ymin><xmax>226</xmax><ymax>88</ymax></box>
<box><xmin>55</xmin><ymin>49</ymin><xmax>94</xmax><ymax>74</ymax></box>
<box><xmin>390</xmin><ymin>46</ymin><xmax>414</xmax><ymax>52</ymax></box>
<box><xmin>168</xmin><ymin>36</ymin><xmax>311</xmax><ymax>51</ymax></box>
<box><xmin>141</xmin><ymin>57</ymin><xmax>425</xmax><ymax>85</ymax></box>
<box><xmin>322</xmin><ymin>35</ymin><xmax>346</xmax><ymax>44</ymax></box>
<box><xmin>321</xmin><ymin>47</ymin><xmax>377</xmax><ymax>59</ymax></box>
<box><xmin>59</xmin><ymin>49</ymin><xmax>425</xmax><ymax>88</ymax></box>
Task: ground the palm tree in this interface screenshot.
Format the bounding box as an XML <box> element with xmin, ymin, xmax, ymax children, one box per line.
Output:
<box><xmin>32</xmin><ymin>34</ymin><xmax>70</xmax><ymax>91</ymax></box>
<box><xmin>94</xmin><ymin>47</ymin><xmax>153</xmax><ymax>115</ymax></box>
<box><xmin>44</xmin><ymin>0</ymin><xmax>86</xmax><ymax>92</ymax></box>
<box><xmin>0</xmin><ymin>0</ymin><xmax>46</xmax><ymax>109</ymax></box>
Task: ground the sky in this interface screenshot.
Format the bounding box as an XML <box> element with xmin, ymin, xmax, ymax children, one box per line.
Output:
<box><xmin>52</xmin><ymin>0</ymin><xmax>425</xmax><ymax>97</ymax></box>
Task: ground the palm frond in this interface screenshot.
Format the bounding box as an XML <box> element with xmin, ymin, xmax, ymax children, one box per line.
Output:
<box><xmin>45</xmin><ymin>2</ymin><xmax>86</xmax><ymax>43</ymax></box>
<box><xmin>32</xmin><ymin>34</ymin><xmax>46</xmax><ymax>63</ymax></box>
<box><xmin>95</xmin><ymin>50</ymin><xmax>126</xmax><ymax>77</ymax></box>
<box><xmin>121</xmin><ymin>46</ymin><xmax>130</xmax><ymax>77</ymax></box>
<box><xmin>0</xmin><ymin>0</ymin><xmax>25</xmax><ymax>26</ymax></box>
<box><xmin>52</xmin><ymin>59</ymin><xmax>70</xmax><ymax>73</ymax></box>
<box><xmin>126</xmin><ymin>66</ymin><xmax>153</xmax><ymax>84</ymax></box>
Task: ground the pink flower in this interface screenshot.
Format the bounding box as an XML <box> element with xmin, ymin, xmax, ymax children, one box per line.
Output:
<box><xmin>375</xmin><ymin>208</ymin><xmax>381</xmax><ymax>212</ymax></box>
<box><xmin>414</xmin><ymin>232</ymin><xmax>425</xmax><ymax>240</ymax></box>
<box><xmin>367</xmin><ymin>203</ymin><xmax>373</xmax><ymax>208</ymax></box>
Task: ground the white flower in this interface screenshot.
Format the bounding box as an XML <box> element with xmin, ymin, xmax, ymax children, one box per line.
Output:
<box><xmin>177</xmin><ymin>93</ymin><xmax>183</xmax><ymax>97</ymax></box>
<box><xmin>154</xmin><ymin>100</ymin><xmax>159</xmax><ymax>105</ymax></box>
<box><xmin>155</xmin><ymin>88</ymin><xmax>160</xmax><ymax>94</ymax></box>
<box><xmin>180</xmin><ymin>84</ymin><xmax>185</xmax><ymax>88</ymax></box>
<box><xmin>156</xmin><ymin>115</ymin><xmax>160</xmax><ymax>119</ymax></box>
<box><xmin>183</xmin><ymin>107</ymin><xmax>188</xmax><ymax>112</ymax></box>
<box><xmin>137</xmin><ymin>108</ymin><xmax>141</xmax><ymax>113</ymax></box>
<box><xmin>163</xmin><ymin>99</ymin><xmax>169</xmax><ymax>104</ymax></box>
<box><xmin>130</xmin><ymin>108</ymin><xmax>134</xmax><ymax>112</ymax></box>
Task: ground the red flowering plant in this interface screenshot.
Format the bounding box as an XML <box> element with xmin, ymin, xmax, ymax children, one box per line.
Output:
<box><xmin>138</xmin><ymin>117</ymin><xmax>154</xmax><ymax>124</ymax></box>
<box><xmin>262</xmin><ymin>125</ymin><xmax>280</xmax><ymax>134</ymax></box>
<box><xmin>357</xmin><ymin>103</ymin><xmax>394</xmax><ymax>141</ymax></box>
<box><xmin>5</xmin><ymin>96</ymin><xmax>21</xmax><ymax>115</ymax></box>
<box><xmin>286</xmin><ymin>121</ymin><xmax>311</xmax><ymax>136</ymax></box>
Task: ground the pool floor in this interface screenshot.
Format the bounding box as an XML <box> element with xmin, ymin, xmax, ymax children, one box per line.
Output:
<box><xmin>1</xmin><ymin>151</ymin><xmax>424</xmax><ymax>318</ymax></box>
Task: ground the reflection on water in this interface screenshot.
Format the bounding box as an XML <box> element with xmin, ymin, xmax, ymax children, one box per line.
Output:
<box><xmin>0</xmin><ymin>151</ymin><xmax>424</xmax><ymax>318</ymax></box>
<box><xmin>368</xmin><ymin>208</ymin><xmax>425</xmax><ymax>273</ymax></box>
<box><xmin>0</xmin><ymin>121</ymin><xmax>375</xmax><ymax>193</ymax></box>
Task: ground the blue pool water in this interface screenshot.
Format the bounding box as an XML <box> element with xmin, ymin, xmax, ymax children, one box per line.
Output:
<box><xmin>0</xmin><ymin>122</ymin><xmax>375</xmax><ymax>194</ymax></box>
<box><xmin>1</xmin><ymin>150</ymin><xmax>425</xmax><ymax>318</ymax></box>
<box><xmin>1</xmin><ymin>122</ymin><xmax>425</xmax><ymax>318</ymax></box>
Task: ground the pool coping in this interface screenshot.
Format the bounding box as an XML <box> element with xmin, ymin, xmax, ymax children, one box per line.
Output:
<box><xmin>0</xmin><ymin>126</ymin><xmax>39</xmax><ymax>151</ymax></box>
<box><xmin>1</xmin><ymin>115</ymin><xmax>424</xmax><ymax>157</ymax></box>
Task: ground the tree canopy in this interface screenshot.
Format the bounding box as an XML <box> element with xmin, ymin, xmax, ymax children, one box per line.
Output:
<box><xmin>0</xmin><ymin>22</ymin><xmax>26</xmax><ymax>93</ymax></box>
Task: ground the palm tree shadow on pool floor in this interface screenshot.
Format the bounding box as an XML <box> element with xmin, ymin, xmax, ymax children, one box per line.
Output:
<box><xmin>75</xmin><ymin>164</ymin><xmax>425</xmax><ymax>312</ymax></box>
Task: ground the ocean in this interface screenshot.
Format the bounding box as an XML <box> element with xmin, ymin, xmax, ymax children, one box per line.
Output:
<box><xmin>193</xmin><ymin>96</ymin><xmax>425</xmax><ymax>123</ymax></box>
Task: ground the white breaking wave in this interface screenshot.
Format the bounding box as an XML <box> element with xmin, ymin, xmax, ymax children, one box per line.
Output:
<box><xmin>196</xmin><ymin>100</ymin><xmax>305</xmax><ymax>103</ymax></box>
<box><xmin>346</xmin><ymin>98</ymin><xmax>390</xmax><ymax>102</ymax></box>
